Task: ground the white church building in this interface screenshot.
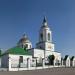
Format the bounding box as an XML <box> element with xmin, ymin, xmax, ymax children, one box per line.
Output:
<box><xmin>1</xmin><ymin>16</ymin><xmax>62</xmax><ymax>71</ymax></box>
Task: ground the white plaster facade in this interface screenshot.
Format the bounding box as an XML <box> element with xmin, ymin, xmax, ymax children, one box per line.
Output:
<box><xmin>1</xmin><ymin>54</ymin><xmax>34</xmax><ymax>71</ymax></box>
<box><xmin>35</xmin><ymin>16</ymin><xmax>61</xmax><ymax>65</ymax></box>
<box><xmin>72</xmin><ymin>58</ymin><xmax>75</xmax><ymax>67</ymax></box>
<box><xmin>0</xmin><ymin>57</ymin><xmax>1</xmax><ymax>67</ymax></box>
<box><xmin>70</xmin><ymin>57</ymin><xmax>75</xmax><ymax>67</ymax></box>
<box><xmin>63</xmin><ymin>57</ymin><xmax>70</xmax><ymax>67</ymax></box>
<box><xmin>1</xmin><ymin>16</ymin><xmax>62</xmax><ymax>71</ymax></box>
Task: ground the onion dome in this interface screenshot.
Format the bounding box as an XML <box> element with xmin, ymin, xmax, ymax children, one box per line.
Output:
<box><xmin>18</xmin><ymin>34</ymin><xmax>32</xmax><ymax>49</ymax></box>
<box><xmin>18</xmin><ymin>34</ymin><xmax>30</xmax><ymax>43</ymax></box>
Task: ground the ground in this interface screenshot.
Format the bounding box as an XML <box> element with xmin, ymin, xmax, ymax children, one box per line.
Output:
<box><xmin>0</xmin><ymin>67</ymin><xmax>75</xmax><ymax>75</ymax></box>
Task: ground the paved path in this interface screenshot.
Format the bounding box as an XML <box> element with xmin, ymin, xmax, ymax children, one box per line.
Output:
<box><xmin>0</xmin><ymin>67</ymin><xmax>75</xmax><ymax>75</ymax></box>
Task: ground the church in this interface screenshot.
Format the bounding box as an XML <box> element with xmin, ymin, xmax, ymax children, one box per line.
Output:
<box><xmin>1</xmin><ymin>16</ymin><xmax>61</xmax><ymax>71</ymax></box>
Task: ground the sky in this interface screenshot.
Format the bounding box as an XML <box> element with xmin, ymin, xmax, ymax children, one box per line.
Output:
<box><xmin>0</xmin><ymin>0</ymin><xmax>75</xmax><ymax>56</ymax></box>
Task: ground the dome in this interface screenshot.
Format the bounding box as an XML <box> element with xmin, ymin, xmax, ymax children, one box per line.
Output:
<box><xmin>18</xmin><ymin>34</ymin><xmax>30</xmax><ymax>43</ymax></box>
<box><xmin>18</xmin><ymin>34</ymin><xmax>32</xmax><ymax>49</ymax></box>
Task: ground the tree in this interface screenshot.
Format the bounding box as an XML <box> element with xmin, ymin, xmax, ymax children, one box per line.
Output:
<box><xmin>0</xmin><ymin>49</ymin><xmax>1</xmax><ymax>56</ymax></box>
<box><xmin>64</xmin><ymin>55</ymin><xmax>69</xmax><ymax>60</ymax></box>
<box><xmin>70</xmin><ymin>56</ymin><xmax>74</xmax><ymax>61</ymax></box>
<box><xmin>48</xmin><ymin>55</ymin><xmax>55</xmax><ymax>65</ymax></box>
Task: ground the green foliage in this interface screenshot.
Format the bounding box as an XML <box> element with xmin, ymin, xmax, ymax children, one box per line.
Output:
<box><xmin>70</xmin><ymin>56</ymin><xmax>75</xmax><ymax>61</ymax></box>
<box><xmin>0</xmin><ymin>50</ymin><xmax>1</xmax><ymax>56</ymax></box>
<box><xmin>48</xmin><ymin>55</ymin><xmax>55</xmax><ymax>65</ymax></box>
<box><xmin>64</xmin><ymin>55</ymin><xmax>69</xmax><ymax>60</ymax></box>
<box><xmin>48</xmin><ymin>55</ymin><xmax>55</xmax><ymax>60</ymax></box>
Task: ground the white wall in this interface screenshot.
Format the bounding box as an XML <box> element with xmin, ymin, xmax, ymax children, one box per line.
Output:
<box><xmin>31</xmin><ymin>49</ymin><xmax>44</xmax><ymax>58</ymax></box>
<box><xmin>45</xmin><ymin>50</ymin><xmax>61</xmax><ymax>65</ymax></box>
<box><xmin>66</xmin><ymin>58</ymin><xmax>70</xmax><ymax>67</ymax></box>
<box><xmin>63</xmin><ymin>57</ymin><xmax>70</xmax><ymax>67</ymax></box>
<box><xmin>72</xmin><ymin>58</ymin><xmax>75</xmax><ymax>67</ymax></box>
<box><xmin>45</xmin><ymin>51</ymin><xmax>61</xmax><ymax>59</ymax></box>
<box><xmin>9</xmin><ymin>54</ymin><xmax>32</xmax><ymax>67</ymax></box>
<box><xmin>0</xmin><ymin>58</ymin><xmax>1</xmax><ymax>67</ymax></box>
<box><xmin>1</xmin><ymin>54</ymin><xmax>32</xmax><ymax>69</ymax></box>
<box><xmin>8</xmin><ymin>54</ymin><xmax>32</xmax><ymax>71</ymax></box>
<box><xmin>45</xmin><ymin>42</ymin><xmax>55</xmax><ymax>51</ymax></box>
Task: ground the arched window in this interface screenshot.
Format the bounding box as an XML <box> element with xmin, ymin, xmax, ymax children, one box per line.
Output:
<box><xmin>24</xmin><ymin>44</ymin><xmax>28</xmax><ymax>49</ymax></box>
<box><xmin>48</xmin><ymin>33</ymin><xmax>50</xmax><ymax>41</ymax></box>
<box><xmin>40</xmin><ymin>33</ymin><xmax>43</xmax><ymax>41</ymax></box>
<box><xmin>30</xmin><ymin>45</ymin><xmax>31</xmax><ymax>48</ymax></box>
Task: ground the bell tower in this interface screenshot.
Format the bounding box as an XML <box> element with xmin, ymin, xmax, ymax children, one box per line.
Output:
<box><xmin>36</xmin><ymin>16</ymin><xmax>55</xmax><ymax>51</ymax></box>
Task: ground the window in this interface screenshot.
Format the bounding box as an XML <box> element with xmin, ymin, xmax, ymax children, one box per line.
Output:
<box><xmin>25</xmin><ymin>44</ymin><xmax>28</xmax><ymax>48</ymax></box>
<box><xmin>48</xmin><ymin>33</ymin><xmax>50</xmax><ymax>41</ymax></box>
<box><xmin>19</xmin><ymin>56</ymin><xmax>23</xmax><ymax>63</ymax></box>
<box><xmin>30</xmin><ymin>45</ymin><xmax>31</xmax><ymax>48</ymax></box>
<box><xmin>24</xmin><ymin>44</ymin><xmax>28</xmax><ymax>48</ymax></box>
<box><xmin>40</xmin><ymin>33</ymin><xmax>43</xmax><ymax>41</ymax></box>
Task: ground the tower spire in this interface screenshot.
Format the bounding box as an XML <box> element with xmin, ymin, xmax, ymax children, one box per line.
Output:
<box><xmin>42</xmin><ymin>16</ymin><xmax>48</xmax><ymax>27</ymax></box>
<box><xmin>36</xmin><ymin>17</ymin><xmax>54</xmax><ymax>51</ymax></box>
<box><xmin>43</xmin><ymin>16</ymin><xmax>47</xmax><ymax>23</ymax></box>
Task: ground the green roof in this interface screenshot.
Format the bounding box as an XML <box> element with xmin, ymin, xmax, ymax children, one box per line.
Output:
<box><xmin>2</xmin><ymin>47</ymin><xmax>31</xmax><ymax>56</ymax></box>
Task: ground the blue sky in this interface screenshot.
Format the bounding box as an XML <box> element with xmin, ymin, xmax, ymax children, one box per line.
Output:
<box><xmin>0</xmin><ymin>0</ymin><xmax>75</xmax><ymax>56</ymax></box>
